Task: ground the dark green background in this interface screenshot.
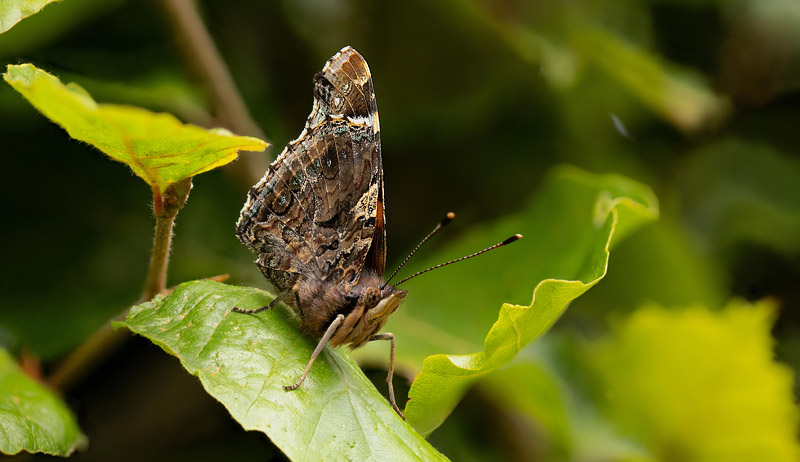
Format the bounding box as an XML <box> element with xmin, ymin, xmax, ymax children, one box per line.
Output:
<box><xmin>1</xmin><ymin>0</ymin><xmax>798</xmax><ymax>460</ymax></box>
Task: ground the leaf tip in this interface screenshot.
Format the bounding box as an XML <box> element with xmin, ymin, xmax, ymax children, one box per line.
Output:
<box><xmin>3</xmin><ymin>63</ymin><xmax>33</xmax><ymax>84</ymax></box>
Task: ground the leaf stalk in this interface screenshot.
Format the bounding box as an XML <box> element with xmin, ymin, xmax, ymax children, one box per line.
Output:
<box><xmin>142</xmin><ymin>178</ymin><xmax>191</xmax><ymax>301</ymax></box>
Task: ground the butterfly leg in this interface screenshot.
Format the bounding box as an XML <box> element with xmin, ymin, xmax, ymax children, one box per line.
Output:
<box><xmin>232</xmin><ymin>289</ymin><xmax>289</xmax><ymax>314</ymax></box>
<box><xmin>369</xmin><ymin>332</ymin><xmax>404</xmax><ymax>420</ymax></box>
<box><xmin>284</xmin><ymin>314</ymin><xmax>344</xmax><ymax>391</ymax></box>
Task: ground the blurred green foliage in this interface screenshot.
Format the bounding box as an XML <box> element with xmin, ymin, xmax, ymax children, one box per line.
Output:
<box><xmin>485</xmin><ymin>300</ymin><xmax>799</xmax><ymax>462</ymax></box>
<box><xmin>0</xmin><ymin>0</ymin><xmax>798</xmax><ymax>460</ymax></box>
<box><xmin>595</xmin><ymin>300</ymin><xmax>798</xmax><ymax>462</ymax></box>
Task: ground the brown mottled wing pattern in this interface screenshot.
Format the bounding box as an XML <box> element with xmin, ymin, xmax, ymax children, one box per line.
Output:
<box><xmin>236</xmin><ymin>47</ymin><xmax>385</xmax><ymax>292</ymax></box>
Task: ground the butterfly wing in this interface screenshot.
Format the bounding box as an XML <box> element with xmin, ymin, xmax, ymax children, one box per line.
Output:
<box><xmin>313</xmin><ymin>47</ymin><xmax>386</xmax><ymax>281</ymax></box>
<box><xmin>236</xmin><ymin>47</ymin><xmax>385</xmax><ymax>291</ymax></box>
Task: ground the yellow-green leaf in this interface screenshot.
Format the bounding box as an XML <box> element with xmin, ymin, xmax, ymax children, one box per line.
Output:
<box><xmin>3</xmin><ymin>63</ymin><xmax>268</xmax><ymax>192</ymax></box>
<box><xmin>482</xmin><ymin>300</ymin><xmax>800</xmax><ymax>461</ymax></box>
<box><xmin>0</xmin><ymin>349</ymin><xmax>87</xmax><ymax>456</ymax></box>
<box><xmin>0</xmin><ymin>0</ymin><xmax>59</xmax><ymax>34</ymax></box>
<box><xmin>595</xmin><ymin>300</ymin><xmax>800</xmax><ymax>462</ymax></box>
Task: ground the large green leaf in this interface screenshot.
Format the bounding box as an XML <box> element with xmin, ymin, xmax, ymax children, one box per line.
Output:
<box><xmin>117</xmin><ymin>281</ymin><xmax>449</xmax><ymax>462</ymax></box>
<box><xmin>0</xmin><ymin>0</ymin><xmax>59</xmax><ymax>34</ymax></box>
<box><xmin>397</xmin><ymin>166</ymin><xmax>659</xmax><ymax>435</ymax></box>
<box><xmin>3</xmin><ymin>64</ymin><xmax>267</xmax><ymax>193</ymax></box>
<box><xmin>0</xmin><ymin>349</ymin><xmax>87</xmax><ymax>456</ymax></box>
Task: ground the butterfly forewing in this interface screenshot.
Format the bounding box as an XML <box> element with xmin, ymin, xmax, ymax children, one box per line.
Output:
<box><xmin>320</xmin><ymin>48</ymin><xmax>386</xmax><ymax>279</ymax></box>
<box><xmin>236</xmin><ymin>46</ymin><xmax>385</xmax><ymax>289</ymax></box>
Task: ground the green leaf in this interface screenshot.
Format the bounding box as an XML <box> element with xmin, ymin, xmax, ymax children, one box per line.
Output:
<box><xmin>3</xmin><ymin>63</ymin><xmax>267</xmax><ymax>192</ymax></box>
<box><xmin>117</xmin><ymin>281</ymin><xmax>449</xmax><ymax>462</ymax></box>
<box><xmin>594</xmin><ymin>300</ymin><xmax>800</xmax><ymax>462</ymax></box>
<box><xmin>0</xmin><ymin>349</ymin><xmax>87</xmax><ymax>456</ymax></box>
<box><xmin>0</xmin><ymin>0</ymin><xmax>59</xmax><ymax>34</ymax></box>
<box><xmin>400</xmin><ymin>166</ymin><xmax>659</xmax><ymax>435</ymax></box>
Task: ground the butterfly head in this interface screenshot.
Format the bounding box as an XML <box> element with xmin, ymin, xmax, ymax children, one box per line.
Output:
<box><xmin>362</xmin><ymin>284</ymin><xmax>407</xmax><ymax>324</ymax></box>
<box><xmin>351</xmin><ymin>272</ymin><xmax>407</xmax><ymax>325</ymax></box>
<box><xmin>330</xmin><ymin>273</ymin><xmax>406</xmax><ymax>348</ymax></box>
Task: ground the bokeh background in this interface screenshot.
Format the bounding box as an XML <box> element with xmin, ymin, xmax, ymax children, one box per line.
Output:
<box><xmin>1</xmin><ymin>0</ymin><xmax>799</xmax><ymax>460</ymax></box>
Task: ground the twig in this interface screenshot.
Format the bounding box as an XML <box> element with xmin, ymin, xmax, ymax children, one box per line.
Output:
<box><xmin>155</xmin><ymin>0</ymin><xmax>271</xmax><ymax>185</ymax></box>
<box><xmin>47</xmin><ymin>315</ymin><xmax>126</xmax><ymax>391</ymax></box>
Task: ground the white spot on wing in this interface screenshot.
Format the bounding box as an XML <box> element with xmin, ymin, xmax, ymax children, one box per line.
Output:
<box><xmin>347</xmin><ymin>115</ymin><xmax>372</xmax><ymax>126</ymax></box>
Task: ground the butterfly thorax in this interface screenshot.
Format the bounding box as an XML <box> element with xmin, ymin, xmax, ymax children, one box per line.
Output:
<box><xmin>289</xmin><ymin>271</ymin><xmax>406</xmax><ymax>348</ymax></box>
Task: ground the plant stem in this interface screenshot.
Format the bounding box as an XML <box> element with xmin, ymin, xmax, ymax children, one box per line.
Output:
<box><xmin>155</xmin><ymin>0</ymin><xmax>271</xmax><ymax>185</ymax></box>
<box><xmin>142</xmin><ymin>178</ymin><xmax>191</xmax><ymax>302</ymax></box>
<box><xmin>47</xmin><ymin>316</ymin><xmax>126</xmax><ymax>391</ymax></box>
<box><xmin>142</xmin><ymin>204</ymin><xmax>178</xmax><ymax>300</ymax></box>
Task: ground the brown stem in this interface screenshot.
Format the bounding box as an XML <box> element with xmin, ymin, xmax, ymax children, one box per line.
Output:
<box><xmin>142</xmin><ymin>206</ymin><xmax>177</xmax><ymax>300</ymax></box>
<box><xmin>155</xmin><ymin>0</ymin><xmax>271</xmax><ymax>185</ymax></box>
<box><xmin>47</xmin><ymin>316</ymin><xmax>126</xmax><ymax>391</ymax></box>
<box><xmin>142</xmin><ymin>178</ymin><xmax>191</xmax><ymax>301</ymax></box>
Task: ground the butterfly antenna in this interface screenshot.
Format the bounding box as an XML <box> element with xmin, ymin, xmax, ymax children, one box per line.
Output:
<box><xmin>394</xmin><ymin>234</ymin><xmax>523</xmax><ymax>287</ymax></box>
<box><xmin>383</xmin><ymin>212</ymin><xmax>456</xmax><ymax>287</ymax></box>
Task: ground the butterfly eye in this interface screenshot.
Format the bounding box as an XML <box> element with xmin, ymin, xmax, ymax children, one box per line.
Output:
<box><xmin>363</xmin><ymin>286</ymin><xmax>381</xmax><ymax>309</ymax></box>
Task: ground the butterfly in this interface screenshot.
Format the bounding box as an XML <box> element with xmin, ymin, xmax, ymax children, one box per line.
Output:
<box><xmin>235</xmin><ymin>46</ymin><xmax>521</xmax><ymax>419</ymax></box>
<box><xmin>234</xmin><ymin>46</ymin><xmax>408</xmax><ymax>417</ymax></box>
